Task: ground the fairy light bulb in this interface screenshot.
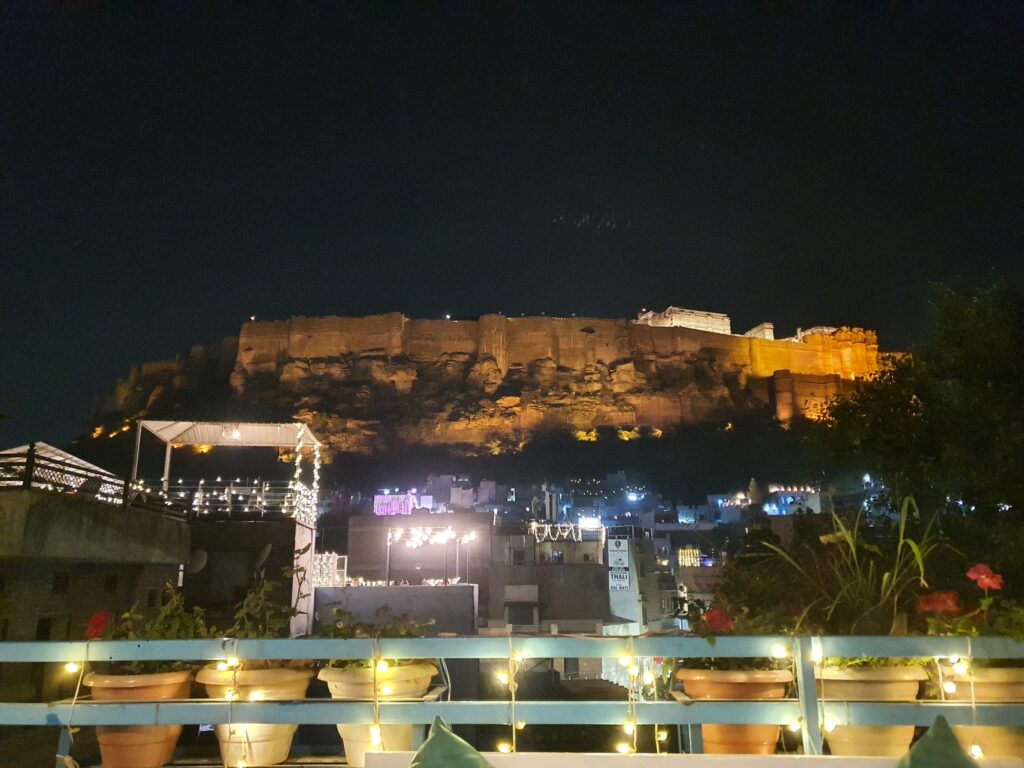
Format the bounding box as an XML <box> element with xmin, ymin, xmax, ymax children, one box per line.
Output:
<box><xmin>63</xmin><ymin>662</ymin><xmax>81</xmax><ymax>674</ymax></box>
<box><xmin>628</xmin><ymin>664</ymin><xmax>640</xmax><ymax>678</ymax></box>
<box><xmin>969</xmin><ymin>744</ymin><xmax>984</xmax><ymax>759</ymax></box>
<box><xmin>248</xmin><ymin>690</ymin><xmax>263</xmax><ymax>701</ymax></box>
<box><xmin>237</xmin><ymin>760</ymin><xmax>247</xmax><ymax>768</ymax></box>
<box><xmin>369</xmin><ymin>724</ymin><xmax>382</xmax><ymax>747</ymax></box>
<box><xmin>943</xmin><ymin>680</ymin><xmax>958</xmax><ymax>694</ymax></box>
<box><xmin>953</xmin><ymin>661</ymin><xmax>968</xmax><ymax>676</ymax></box>
<box><xmin>615</xmin><ymin>742</ymin><xmax>633</xmax><ymax>754</ymax></box>
<box><xmin>514</xmin><ymin>651</ymin><xmax>526</xmax><ymax>662</ymax></box>
<box><xmin>657</xmin><ymin>730</ymin><xmax>668</xmax><ymax>742</ymax></box>
<box><xmin>496</xmin><ymin>671</ymin><xmax>510</xmax><ymax>685</ymax></box>
<box><xmin>376</xmin><ymin>659</ymin><xmax>390</xmax><ymax>673</ymax></box>
<box><xmin>949</xmin><ymin>656</ymin><xmax>961</xmax><ymax>664</ymax></box>
<box><xmin>225</xmin><ymin>689</ymin><xmax>239</xmax><ymax>701</ymax></box>
<box><xmin>497</xmin><ymin>743</ymin><xmax>512</xmax><ymax>754</ymax></box>
<box><xmin>811</xmin><ymin>647</ymin><xmax>823</xmax><ymax>663</ymax></box>
<box><xmin>515</xmin><ymin>721</ymin><xmax>526</xmax><ymax>730</ymax></box>
<box><xmin>216</xmin><ymin>662</ymin><xmax>229</xmax><ymax>671</ymax></box>
<box><xmin>642</xmin><ymin>670</ymin><xmax>656</xmax><ymax>686</ymax></box>
<box><xmin>622</xmin><ymin>721</ymin><xmax>635</xmax><ymax>735</ymax></box>
<box><xmin>771</xmin><ymin>644</ymin><xmax>788</xmax><ymax>659</ymax></box>
<box><xmin>788</xmin><ymin>720</ymin><xmax>802</xmax><ymax>733</ymax></box>
<box><xmin>618</xmin><ymin>655</ymin><xmax>632</xmax><ymax>667</ymax></box>
<box><xmin>380</xmin><ymin>683</ymin><xmax>394</xmax><ymax>696</ymax></box>
<box><xmin>226</xmin><ymin>657</ymin><xmax>240</xmax><ymax>668</ymax></box>
<box><xmin>824</xmin><ymin>718</ymin><xmax>838</xmax><ymax>733</ymax></box>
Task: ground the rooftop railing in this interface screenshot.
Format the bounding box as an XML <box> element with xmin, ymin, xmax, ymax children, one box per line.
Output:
<box><xmin>2</xmin><ymin>635</ymin><xmax>1023</xmax><ymax>760</ymax></box>
<box><xmin>0</xmin><ymin>447</ymin><xmax>313</xmax><ymax>521</ymax></box>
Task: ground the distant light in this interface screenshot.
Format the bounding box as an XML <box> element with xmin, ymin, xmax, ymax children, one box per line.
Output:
<box><xmin>862</xmin><ymin>473</ymin><xmax>871</xmax><ymax>483</ymax></box>
<box><xmin>627</xmin><ymin>492</ymin><xmax>639</xmax><ymax>502</ymax></box>
<box><xmin>445</xmin><ymin>314</ymin><xmax>451</xmax><ymax>320</ymax></box>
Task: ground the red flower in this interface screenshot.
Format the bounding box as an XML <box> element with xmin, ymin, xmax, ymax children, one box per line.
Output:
<box><xmin>967</xmin><ymin>563</ymin><xmax>1004</xmax><ymax>591</ymax></box>
<box><xmin>916</xmin><ymin>591</ymin><xmax>961</xmax><ymax>615</ymax></box>
<box><xmin>702</xmin><ymin>608</ymin><xmax>735</xmax><ymax>633</ymax></box>
<box><xmin>85</xmin><ymin>611</ymin><xmax>113</xmax><ymax>640</ymax></box>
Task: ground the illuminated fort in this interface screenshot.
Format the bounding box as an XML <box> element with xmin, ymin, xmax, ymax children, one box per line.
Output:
<box><xmin>104</xmin><ymin>307</ymin><xmax>879</xmax><ymax>453</ymax></box>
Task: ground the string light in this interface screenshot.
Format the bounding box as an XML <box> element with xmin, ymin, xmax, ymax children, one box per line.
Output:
<box><xmin>63</xmin><ymin>662</ymin><xmax>81</xmax><ymax>674</ymax></box>
<box><xmin>824</xmin><ymin>718</ymin><xmax>838</xmax><ymax>733</ymax></box>
<box><xmin>496</xmin><ymin>671</ymin><xmax>510</xmax><ymax>686</ymax></box>
<box><xmin>225</xmin><ymin>689</ymin><xmax>239</xmax><ymax>701</ymax></box>
<box><xmin>379</xmin><ymin>683</ymin><xmax>394</xmax><ymax>696</ymax></box>
<box><xmin>615</xmin><ymin>742</ymin><xmax>633</xmax><ymax>754</ymax></box>
<box><xmin>627</xmin><ymin>664</ymin><xmax>640</xmax><ymax>678</ymax></box>
<box><xmin>515</xmin><ymin>721</ymin><xmax>526</xmax><ymax>730</ymax></box>
<box><xmin>642</xmin><ymin>669</ymin><xmax>655</xmax><ymax>686</ymax></box>
<box><xmin>226</xmin><ymin>657</ymin><xmax>239</xmax><ymax>668</ymax></box>
<box><xmin>376</xmin><ymin>660</ymin><xmax>390</xmax><ymax>673</ymax></box>
<box><xmin>953</xmin><ymin>661</ymin><xmax>968</xmax><ymax>676</ymax></box>
<box><xmin>618</xmin><ymin>655</ymin><xmax>632</xmax><ymax>668</ymax></box>
<box><xmin>811</xmin><ymin>647</ymin><xmax>824</xmax><ymax>663</ymax></box>
<box><xmin>369</xmin><ymin>724</ymin><xmax>382</xmax><ymax>748</ymax></box>
<box><xmin>788</xmin><ymin>720</ymin><xmax>802</xmax><ymax>733</ymax></box>
<box><xmin>248</xmin><ymin>691</ymin><xmax>263</xmax><ymax>701</ymax></box>
<box><xmin>771</xmin><ymin>644</ymin><xmax>789</xmax><ymax>659</ymax></box>
<box><xmin>497</xmin><ymin>743</ymin><xmax>512</xmax><ymax>754</ymax></box>
<box><xmin>943</xmin><ymin>680</ymin><xmax>958</xmax><ymax>694</ymax></box>
<box><xmin>622</xmin><ymin>721</ymin><xmax>635</xmax><ymax>735</ymax></box>
<box><xmin>237</xmin><ymin>760</ymin><xmax>247</xmax><ymax>768</ymax></box>
<box><xmin>657</xmin><ymin>730</ymin><xmax>668</xmax><ymax>742</ymax></box>
<box><xmin>216</xmin><ymin>662</ymin><xmax>229</xmax><ymax>671</ymax></box>
<box><xmin>969</xmin><ymin>744</ymin><xmax>984</xmax><ymax>759</ymax></box>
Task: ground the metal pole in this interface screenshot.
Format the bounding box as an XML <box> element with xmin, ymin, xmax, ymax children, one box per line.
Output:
<box><xmin>23</xmin><ymin>442</ymin><xmax>36</xmax><ymax>489</ymax></box>
<box><xmin>130</xmin><ymin>421</ymin><xmax>143</xmax><ymax>482</ymax></box>
<box><xmin>385</xmin><ymin>533</ymin><xmax>392</xmax><ymax>584</ymax></box>
<box><xmin>162</xmin><ymin>442</ymin><xmax>172</xmax><ymax>494</ymax></box>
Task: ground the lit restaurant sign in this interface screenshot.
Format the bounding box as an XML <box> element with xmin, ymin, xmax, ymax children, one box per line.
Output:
<box><xmin>373</xmin><ymin>493</ymin><xmax>415</xmax><ymax>516</ymax></box>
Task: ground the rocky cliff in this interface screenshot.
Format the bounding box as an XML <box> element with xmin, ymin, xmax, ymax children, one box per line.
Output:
<box><xmin>96</xmin><ymin>313</ymin><xmax>879</xmax><ymax>455</ymax></box>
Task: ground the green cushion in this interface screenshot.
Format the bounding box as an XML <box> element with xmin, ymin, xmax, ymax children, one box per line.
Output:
<box><xmin>410</xmin><ymin>716</ymin><xmax>491</xmax><ymax>768</ymax></box>
<box><xmin>895</xmin><ymin>716</ymin><xmax>979</xmax><ymax>768</ymax></box>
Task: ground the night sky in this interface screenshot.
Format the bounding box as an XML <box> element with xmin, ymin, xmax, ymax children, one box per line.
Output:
<box><xmin>2</xmin><ymin>2</ymin><xmax>1022</xmax><ymax>447</ymax></box>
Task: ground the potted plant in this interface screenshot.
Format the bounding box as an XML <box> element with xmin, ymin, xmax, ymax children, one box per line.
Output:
<box><xmin>919</xmin><ymin>562</ymin><xmax>1024</xmax><ymax>759</ymax></box>
<box><xmin>672</xmin><ymin>603</ymin><xmax>794</xmax><ymax>754</ymax></box>
<box><xmin>316</xmin><ymin>605</ymin><xmax>437</xmax><ymax>767</ymax></box>
<box><xmin>83</xmin><ymin>584</ymin><xmax>208</xmax><ymax>768</ymax></box>
<box><xmin>765</xmin><ymin>498</ymin><xmax>939</xmax><ymax>756</ymax></box>
<box><xmin>196</xmin><ymin>548</ymin><xmax>314</xmax><ymax>767</ymax></box>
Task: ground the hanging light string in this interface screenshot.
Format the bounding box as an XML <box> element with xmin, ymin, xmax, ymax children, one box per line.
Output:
<box><xmin>371</xmin><ymin>636</ymin><xmax>384</xmax><ymax>753</ymax></box>
<box><xmin>56</xmin><ymin>640</ymin><xmax>90</xmax><ymax>768</ymax></box>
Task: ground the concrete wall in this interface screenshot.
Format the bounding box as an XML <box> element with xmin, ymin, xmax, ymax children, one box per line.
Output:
<box><xmin>0</xmin><ymin>490</ymin><xmax>188</xmax><ymax>565</ymax></box>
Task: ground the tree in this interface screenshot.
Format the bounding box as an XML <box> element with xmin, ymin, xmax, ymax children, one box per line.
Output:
<box><xmin>811</xmin><ymin>279</ymin><xmax>1024</xmax><ymax>514</ymax></box>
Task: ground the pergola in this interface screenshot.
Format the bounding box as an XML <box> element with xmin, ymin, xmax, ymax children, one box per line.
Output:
<box><xmin>131</xmin><ymin>420</ymin><xmax>320</xmax><ymax>490</ymax></box>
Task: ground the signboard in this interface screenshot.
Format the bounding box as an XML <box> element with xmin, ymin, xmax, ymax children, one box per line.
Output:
<box><xmin>608</xmin><ymin>538</ymin><xmax>630</xmax><ymax>568</ymax></box>
<box><xmin>609</xmin><ymin>569</ymin><xmax>630</xmax><ymax>591</ymax></box>
<box><xmin>373</xmin><ymin>493</ymin><xmax>415</xmax><ymax>516</ymax></box>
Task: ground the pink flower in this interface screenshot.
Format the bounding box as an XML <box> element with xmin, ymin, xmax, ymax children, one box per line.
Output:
<box><xmin>916</xmin><ymin>591</ymin><xmax>961</xmax><ymax>615</ymax></box>
<box><xmin>85</xmin><ymin>611</ymin><xmax>113</xmax><ymax>640</ymax></box>
<box><xmin>702</xmin><ymin>608</ymin><xmax>735</xmax><ymax>633</ymax></box>
<box><xmin>967</xmin><ymin>564</ymin><xmax>1004</xmax><ymax>591</ymax></box>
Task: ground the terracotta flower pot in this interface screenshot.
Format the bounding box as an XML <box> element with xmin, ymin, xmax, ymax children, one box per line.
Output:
<box><xmin>675</xmin><ymin>668</ymin><xmax>793</xmax><ymax>754</ymax></box>
<box><xmin>85</xmin><ymin>670</ymin><xmax>193</xmax><ymax>768</ymax></box>
<box><xmin>817</xmin><ymin>665</ymin><xmax>926</xmax><ymax>756</ymax></box>
<box><xmin>318</xmin><ymin>661</ymin><xmax>437</xmax><ymax>767</ymax></box>
<box><xmin>943</xmin><ymin>665</ymin><xmax>1024</xmax><ymax>759</ymax></box>
<box><xmin>196</xmin><ymin>665</ymin><xmax>313</xmax><ymax>766</ymax></box>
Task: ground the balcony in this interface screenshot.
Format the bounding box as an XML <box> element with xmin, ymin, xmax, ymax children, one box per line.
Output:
<box><xmin>1</xmin><ymin>635</ymin><xmax>1023</xmax><ymax>764</ymax></box>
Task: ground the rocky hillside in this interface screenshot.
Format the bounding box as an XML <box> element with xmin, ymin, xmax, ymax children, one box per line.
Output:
<box><xmin>93</xmin><ymin>313</ymin><xmax>879</xmax><ymax>455</ymax></box>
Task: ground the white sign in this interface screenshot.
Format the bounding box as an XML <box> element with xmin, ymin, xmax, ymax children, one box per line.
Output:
<box><xmin>609</xmin><ymin>569</ymin><xmax>630</xmax><ymax>591</ymax></box>
<box><xmin>608</xmin><ymin>538</ymin><xmax>630</xmax><ymax>568</ymax></box>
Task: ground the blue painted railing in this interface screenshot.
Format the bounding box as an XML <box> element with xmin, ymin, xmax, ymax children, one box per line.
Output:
<box><xmin>2</xmin><ymin>635</ymin><xmax>1022</xmax><ymax>759</ymax></box>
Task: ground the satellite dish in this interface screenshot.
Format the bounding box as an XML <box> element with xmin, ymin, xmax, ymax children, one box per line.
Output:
<box><xmin>185</xmin><ymin>549</ymin><xmax>208</xmax><ymax>574</ymax></box>
<box><xmin>254</xmin><ymin>543</ymin><xmax>273</xmax><ymax>570</ymax></box>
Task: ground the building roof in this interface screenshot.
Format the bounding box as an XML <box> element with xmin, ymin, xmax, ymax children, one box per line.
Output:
<box><xmin>0</xmin><ymin>441</ymin><xmax>117</xmax><ymax>478</ymax></box>
<box><xmin>138</xmin><ymin>420</ymin><xmax>320</xmax><ymax>448</ymax></box>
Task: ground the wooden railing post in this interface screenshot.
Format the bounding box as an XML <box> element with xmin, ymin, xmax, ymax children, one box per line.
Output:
<box><xmin>23</xmin><ymin>442</ymin><xmax>36</xmax><ymax>489</ymax></box>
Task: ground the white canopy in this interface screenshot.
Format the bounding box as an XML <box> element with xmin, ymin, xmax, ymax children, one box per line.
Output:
<box><xmin>0</xmin><ymin>442</ymin><xmax>118</xmax><ymax>478</ymax></box>
<box><xmin>138</xmin><ymin>420</ymin><xmax>320</xmax><ymax>448</ymax></box>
